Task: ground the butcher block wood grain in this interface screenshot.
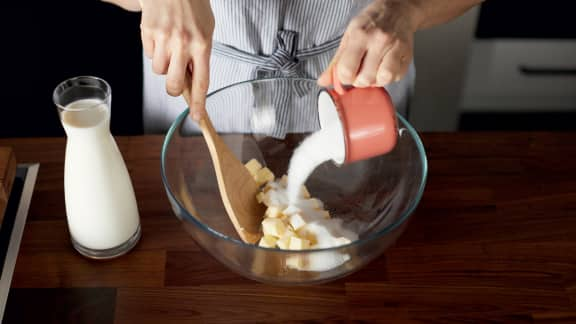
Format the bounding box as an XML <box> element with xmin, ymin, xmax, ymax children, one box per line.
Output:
<box><xmin>0</xmin><ymin>146</ymin><xmax>16</xmax><ymax>223</ymax></box>
<box><xmin>1</xmin><ymin>132</ymin><xmax>576</xmax><ymax>323</ymax></box>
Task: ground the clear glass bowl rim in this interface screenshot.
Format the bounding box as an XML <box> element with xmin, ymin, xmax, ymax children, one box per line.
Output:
<box><xmin>160</xmin><ymin>77</ymin><xmax>428</xmax><ymax>254</ymax></box>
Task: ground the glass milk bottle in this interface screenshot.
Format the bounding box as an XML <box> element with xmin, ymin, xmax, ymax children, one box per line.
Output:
<box><xmin>53</xmin><ymin>76</ymin><xmax>141</xmax><ymax>259</ymax></box>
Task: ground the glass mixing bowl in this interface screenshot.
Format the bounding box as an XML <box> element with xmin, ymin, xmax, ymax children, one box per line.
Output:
<box><xmin>161</xmin><ymin>78</ymin><xmax>427</xmax><ymax>284</ymax></box>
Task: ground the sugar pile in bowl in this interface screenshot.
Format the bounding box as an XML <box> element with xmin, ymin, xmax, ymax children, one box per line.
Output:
<box><xmin>245</xmin><ymin>159</ymin><xmax>358</xmax><ymax>271</ymax></box>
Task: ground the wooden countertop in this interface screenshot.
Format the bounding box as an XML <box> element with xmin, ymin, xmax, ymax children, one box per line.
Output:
<box><xmin>0</xmin><ymin>147</ymin><xmax>16</xmax><ymax>222</ymax></box>
<box><xmin>2</xmin><ymin>133</ymin><xmax>576</xmax><ymax>323</ymax></box>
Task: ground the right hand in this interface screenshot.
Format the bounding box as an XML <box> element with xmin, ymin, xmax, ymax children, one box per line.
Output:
<box><xmin>318</xmin><ymin>0</ymin><xmax>418</xmax><ymax>89</ymax></box>
<box><xmin>139</xmin><ymin>0</ymin><xmax>215</xmax><ymax>120</ymax></box>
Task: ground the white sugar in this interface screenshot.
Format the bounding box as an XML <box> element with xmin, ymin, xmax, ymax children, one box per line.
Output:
<box><xmin>286</xmin><ymin>92</ymin><xmax>345</xmax><ymax>204</ymax></box>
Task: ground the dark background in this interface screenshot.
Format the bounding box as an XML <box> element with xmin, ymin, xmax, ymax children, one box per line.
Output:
<box><xmin>0</xmin><ymin>0</ymin><xmax>142</xmax><ymax>137</ymax></box>
<box><xmin>476</xmin><ymin>1</ymin><xmax>576</xmax><ymax>39</ymax></box>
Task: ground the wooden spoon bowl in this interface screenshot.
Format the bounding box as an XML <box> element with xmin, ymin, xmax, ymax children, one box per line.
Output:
<box><xmin>182</xmin><ymin>77</ymin><xmax>264</xmax><ymax>244</ymax></box>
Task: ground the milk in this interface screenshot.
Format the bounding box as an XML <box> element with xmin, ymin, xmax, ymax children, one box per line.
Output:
<box><xmin>286</xmin><ymin>91</ymin><xmax>345</xmax><ymax>204</ymax></box>
<box><xmin>61</xmin><ymin>99</ymin><xmax>140</xmax><ymax>251</ymax></box>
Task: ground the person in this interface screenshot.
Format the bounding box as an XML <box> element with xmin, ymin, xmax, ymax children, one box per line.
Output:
<box><xmin>104</xmin><ymin>0</ymin><xmax>483</xmax><ymax>134</ymax></box>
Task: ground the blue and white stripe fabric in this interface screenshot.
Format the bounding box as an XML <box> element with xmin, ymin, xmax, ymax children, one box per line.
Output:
<box><xmin>213</xmin><ymin>30</ymin><xmax>342</xmax><ymax>80</ymax></box>
<box><xmin>143</xmin><ymin>0</ymin><xmax>415</xmax><ymax>134</ymax></box>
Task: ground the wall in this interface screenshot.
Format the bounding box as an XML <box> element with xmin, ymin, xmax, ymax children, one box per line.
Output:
<box><xmin>0</xmin><ymin>0</ymin><xmax>143</xmax><ymax>137</ymax></box>
<box><xmin>410</xmin><ymin>6</ymin><xmax>480</xmax><ymax>131</ymax></box>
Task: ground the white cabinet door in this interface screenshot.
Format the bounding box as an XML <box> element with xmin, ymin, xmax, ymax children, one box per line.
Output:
<box><xmin>409</xmin><ymin>6</ymin><xmax>480</xmax><ymax>131</ymax></box>
<box><xmin>461</xmin><ymin>40</ymin><xmax>576</xmax><ymax>112</ymax></box>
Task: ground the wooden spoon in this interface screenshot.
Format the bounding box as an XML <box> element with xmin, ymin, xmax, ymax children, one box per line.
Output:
<box><xmin>182</xmin><ymin>76</ymin><xmax>264</xmax><ymax>244</ymax></box>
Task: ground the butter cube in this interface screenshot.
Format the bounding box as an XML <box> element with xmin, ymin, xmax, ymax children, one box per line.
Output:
<box><xmin>255</xmin><ymin>167</ymin><xmax>275</xmax><ymax>186</ymax></box>
<box><xmin>265</xmin><ymin>206</ymin><xmax>283</xmax><ymax>218</ymax></box>
<box><xmin>301</xmin><ymin>185</ymin><xmax>311</xmax><ymax>198</ymax></box>
<box><xmin>244</xmin><ymin>159</ymin><xmax>262</xmax><ymax>177</ymax></box>
<box><xmin>263</xmin><ymin>181</ymin><xmax>279</xmax><ymax>192</ymax></box>
<box><xmin>289</xmin><ymin>236</ymin><xmax>310</xmax><ymax>250</ymax></box>
<box><xmin>286</xmin><ymin>255</ymin><xmax>307</xmax><ymax>270</ymax></box>
<box><xmin>256</xmin><ymin>192</ymin><xmax>267</xmax><ymax>205</ymax></box>
<box><xmin>297</xmin><ymin>227</ymin><xmax>317</xmax><ymax>246</ymax></box>
<box><xmin>262</xmin><ymin>218</ymin><xmax>286</xmax><ymax>238</ymax></box>
<box><xmin>309</xmin><ymin>198</ymin><xmax>324</xmax><ymax>209</ymax></box>
<box><xmin>276</xmin><ymin>230</ymin><xmax>295</xmax><ymax>250</ymax></box>
<box><xmin>280</xmin><ymin>175</ymin><xmax>288</xmax><ymax>187</ymax></box>
<box><xmin>289</xmin><ymin>213</ymin><xmax>307</xmax><ymax>231</ymax></box>
<box><xmin>278</xmin><ymin>212</ymin><xmax>289</xmax><ymax>222</ymax></box>
<box><xmin>283</xmin><ymin>205</ymin><xmax>301</xmax><ymax>216</ymax></box>
<box><xmin>258</xmin><ymin>235</ymin><xmax>278</xmax><ymax>248</ymax></box>
<box><xmin>267</xmin><ymin>199</ymin><xmax>286</xmax><ymax>211</ymax></box>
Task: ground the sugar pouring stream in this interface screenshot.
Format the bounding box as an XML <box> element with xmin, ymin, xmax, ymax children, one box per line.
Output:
<box><xmin>286</xmin><ymin>69</ymin><xmax>399</xmax><ymax>205</ymax></box>
<box><xmin>182</xmin><ymin>74</ymin><xmax>264</xmax><ymax>244</ymax></box>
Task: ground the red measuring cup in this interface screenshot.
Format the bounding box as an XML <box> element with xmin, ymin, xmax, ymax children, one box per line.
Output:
<box><xmin>318</xmin><ymin>69</ymin><xmax>398</xmax><ymax>163</ymax></box>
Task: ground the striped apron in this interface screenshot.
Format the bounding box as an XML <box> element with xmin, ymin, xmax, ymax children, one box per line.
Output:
<box><xmin>143</xmin><ymin>0</ymin><xmax>415</xmax><ymax>134</ymax></box>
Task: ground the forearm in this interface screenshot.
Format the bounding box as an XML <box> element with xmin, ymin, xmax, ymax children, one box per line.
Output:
<box><xmin>101</xmin><ymin>0</ymin><xmax>141</xmax><ymax>12</ymax></box>
<box><xmin>410</xmin><ymin>0</ymin><xmax>484</xmax><ymax>30</ymax></box>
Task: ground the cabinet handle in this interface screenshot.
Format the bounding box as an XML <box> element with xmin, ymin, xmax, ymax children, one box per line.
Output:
<box><xmin>519</xmin><ymin>65</ymin><xmax>576</xmax><ymax>76</ymax></box>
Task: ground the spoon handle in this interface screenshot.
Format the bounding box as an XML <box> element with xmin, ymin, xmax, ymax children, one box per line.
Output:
<box><xmin>182</xmin><ymin>75</ymin><xmax>224</xmax><ymax>164</ymax></box>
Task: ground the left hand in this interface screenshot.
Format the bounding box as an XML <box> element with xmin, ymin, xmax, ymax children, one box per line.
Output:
<box><xmin>318</xmin><ymin>0</ymin><xmax>420</xmax><ymax>88</ymax></box>
<box><xmin>139</xmin><ymin>0</ymin><xmax>215</xmax><ymax>121</ymax></box>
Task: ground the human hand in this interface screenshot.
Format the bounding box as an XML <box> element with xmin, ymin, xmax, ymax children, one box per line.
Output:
<box><xmin>102</xmin><ymin>0</ymin><xmax>142</xmax><ymax>12</ymax></box>
<box><xmin>318</xmin><ymin>0</ymin><xmax>421</xmax><ymax>89</ymax></box>
<box><xmin>140</xmin><ymin>0</ymin><xmax>214</xmax><ymax>120</ymax></box>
